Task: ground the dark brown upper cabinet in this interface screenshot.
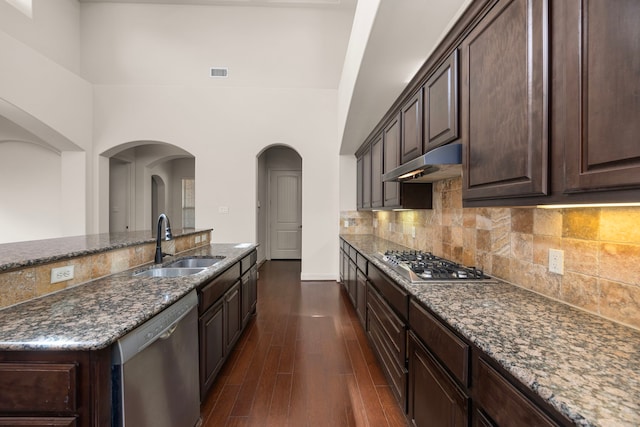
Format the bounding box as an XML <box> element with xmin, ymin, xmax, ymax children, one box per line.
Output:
<box><xmin>356</xmin><ymin>155</ymin><xmax>364</xmax><ymax>210</ymax></box>
<box><xmin>371</xmin><ymin>134</ymin><xmax>384</xmax><ymax>208</ymax></box>
<box><xmin>401</xmin><ymin>90</ymin><xmax>423</xmax><ymax>164</ymax></box>
<box><xmin>383</xmin><ymin>114</ymin><xmax>401</xmax><ymax>207</ymax></box>
<box><xmin>562</xmin><ymin>0</ymin><xmax>640</xmax><ymax>194</ymax></box>
<box><xmin>423</xmin><ymin>49</ymin><xmax>459</xmax><ymax>152</ymax></box>
<box><xmin>461</xmin><ymin>0</ymin><xmax>550</xmax><ymax>202</ymax></box>
<box><xmin>362</xmin><ymin>145</ymin><xmax>372</xmax><ymax>209</ymax></box>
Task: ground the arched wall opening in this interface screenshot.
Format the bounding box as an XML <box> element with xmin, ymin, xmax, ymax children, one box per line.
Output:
<box><xmin>101</xmin><ymin>141</ymin><xmax>195</xmax><ymax>234</ymax></box>
<box><xmin>256</xmin><ymin>144</ymin><xmax>302</xmax><ymax>263</ymax></box>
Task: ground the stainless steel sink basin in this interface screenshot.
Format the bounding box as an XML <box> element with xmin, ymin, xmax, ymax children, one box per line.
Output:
<box><xmin>133</xmin><ymin>267</ymin><xmax>206</xmax><ymax>278</ymax></box>
<box><xmin>165</xmin><ymin>256</ymin><xmax>225</xmax><ymax>269</ymax></box>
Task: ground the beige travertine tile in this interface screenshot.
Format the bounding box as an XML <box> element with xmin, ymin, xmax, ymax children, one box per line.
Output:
<box><xmin>491</xmin><ymin>225</ymin><xmax>510</xmax><ymax>257</ymax></box>
<box><xmin>600</xmin><ymin>243</ymin><xmax>640</xmax><ymax>286</ymax></box>
<box><xmin>600</xmin><ymin>207</ymin><xmax>640</xmax><ymax>244</ymax></box>
<box><xmin>533</xmin><ymin>209</ymin><xmax>563</xmax><ymax>237</ymax></box>
<box><xmin>112</xmin><ymin>248</ymin><xmax>133</xmax><ymax>273</ymax></box>
<box><xmin>511</xmin><ymin>258</ymin><xmax>536</xmax><ymax>290</ymax></box>
<box><xmin>477</xmin><ymin>229</ymin><xmax>491</xmax><ymax>252</ymax></box>
<box><xmin>528</xmin><ymin>263</ymin><xmax>562</xmax><ymax>298</ymax></box>
<box><xmin>491</xmin><ymin>255</ymin><xmax>512</xmax><ymax>283</ymax></box>
<box><xmin>562</xmin><ymin>239</ymin><xmax>599</xmax><ymax>276</ymax></box>
<box><xmin>599</xmin><ymin>279</ymin><xmax>640</xmax><ymax>329</ymax></box>
<box><xmin>475</xmin><ymin>251</ymin><xmax>492</xmax><ymax>274</ymax></box>
<box><xmin>91</xmin><ymin>252</ymin><xmax>112</xmax><ymax>279</ymax></box>
<box><xmin>463</xmin><ymin>209</ymin><xmax>477</xmax><ymax>228</ymax></box>
<box><xmin>560</xmin><ymin>271</ymin><xmax>599</xmax><ymax>313</ymax></box>
<box><xmin>0</xmin><ymin>268</ymin><xmax>36</xmax><ymax>308</ymax></box>
<box><xmin>510</xmin><ymin>232</ymin><xmax>533</xmax><ymax>262</ymax></box>
<box><xmin>476</xmin><ymin>208</ymin><xmax>492</xmax><ymax>230</ymax></box>
<box><xmin>451</xmin><ymin>226</ymin><xmax>463</xmax><ymax>248</ymax></box>
<box><xmin>563</xmin><ymin>208</ymin><xmax>600</xmax><ymax>240</ymax></box>
<box><xmin>463</xmin><ymin>228</ymin><xmax>476</xmax><ymax>267</ymax></box>
<box><xmin>511</xmin><ymin>208</ymin><xmax>534</xmax><ymax>233</ymax></box>
<box><xmin>34</xmin><ymin>260</ymin><xmax>92</xmax><ymax>296</ymax></box>
<box><xmin>533</xmin><ymin>235</ymin><xmax>563</xmax><ymax>266</ymax></box>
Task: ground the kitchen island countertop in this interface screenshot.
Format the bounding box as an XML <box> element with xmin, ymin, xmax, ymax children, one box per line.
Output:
<box><xmin>0</xmin><ymin>243</ymin><xmax>257</xmax><ymax>351</ymax></box>
<box><xmin>342</xmin><ymin>234</ymin><xmax>640</xmax><ymax>427</ymax></box>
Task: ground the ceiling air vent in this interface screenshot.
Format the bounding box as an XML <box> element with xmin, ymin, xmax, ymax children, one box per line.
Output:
<box><xmin>210</xmin><ymin>67</ymin><xmax>228</xmax><ymax>78</ymax></box>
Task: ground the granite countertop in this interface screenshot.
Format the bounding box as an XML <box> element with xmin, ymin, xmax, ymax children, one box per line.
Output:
<box><xmin>0</xmin><ymin>242</ymin><xmax>257</xmax><ymax>352</ymax></box>
<box><xmin>0</xmin><ymin>228</ymin><xmax>211</xmax><ymax>272</ymax></box>
<box><xmin>341</xmin><ymin>234</ymin><xmax>640</xmax><ymax>427</ymax></box>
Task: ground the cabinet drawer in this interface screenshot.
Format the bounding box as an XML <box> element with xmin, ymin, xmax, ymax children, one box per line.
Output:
<box><xmin>0</xmin><ymin>418</ymin><xmax>76</xmax><ymax>426</ymax></box>
<box><xmin>199</xmin><ymin>263</ymin><xmax>241</xmax><ymax>314</ymax></box>
<box><xmin>356</xmin><ymin>252</ymin><xmax>367</xmax><ymax>274</ymax></box>
<box><xmin>368</xmin><ymin>264</ymin><xmax>409</xmax><ymax>321</ymax></box>
<box><xmin>409</xmin><ymin>300</ymin><xmax>469</xmax><ymax>386</ymax></box>
<box><xmin>240</xmin><ymin>251</ymin><xmax>256</xmax><ymax>275</ymax></box>
<box><xmin>349</xmin><ymin>245</ymin><xmax>358</xmax><ymax>262</ymax></box>
<box><xmin>0</xmin><ymin>363</ymin><xmax>77</xmax><ymax>413</ymax></box>
<box><xmin>367</xmin><ymin>284</ymin><xmax>406</xmax><ymax>365</ymax></box>
<box><xmin>474</xmin><ymin>357</ymin><xmax>558</xmax><ymax>427</ymax></box>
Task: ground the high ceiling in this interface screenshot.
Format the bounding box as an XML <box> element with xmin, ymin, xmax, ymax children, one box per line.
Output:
<box><xmin>76</xmin><ymin>0</ymin><xmax>471</xmax><ymax>156</ymax></box>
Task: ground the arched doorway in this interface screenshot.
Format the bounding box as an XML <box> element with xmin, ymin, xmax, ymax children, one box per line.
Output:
<box><xmin>256</xmin><ymin>145</ymin><xmax>302</xmax><ymax>261</ymax></box>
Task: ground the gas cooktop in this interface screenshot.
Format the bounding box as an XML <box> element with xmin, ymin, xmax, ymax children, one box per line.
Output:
<box><xmin>374</xmin><ymin>250</ymin><xmax>493</xmax><ymax>284</ymax></box>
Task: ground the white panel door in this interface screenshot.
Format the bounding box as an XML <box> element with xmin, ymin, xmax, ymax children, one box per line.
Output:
<box><xmin>269</xmin><ymin>170</ymin><xmax>302</xmax><ymax>259</ymax></box>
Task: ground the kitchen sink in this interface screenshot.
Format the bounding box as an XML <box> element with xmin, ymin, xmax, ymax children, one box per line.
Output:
<box><xmin>165</xmin><ymin>256</ymin><xmax>225</xmax><ymax>269</ymax></box>
<box><xmin>133</xmin><ymin>267</ymin><xmax>206</xmax><ymax>278</ymax></box>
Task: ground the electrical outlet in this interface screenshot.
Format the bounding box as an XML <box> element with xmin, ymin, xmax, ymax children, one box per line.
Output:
<box><xmin>548</xmin><ymin>249</ymin><xmax>564</xmax><ymax>275</ymax></box>
<box><xmin>195</xmin><ymin>235</ymin><xmax>201</xmax><ymax>244</ymax></box>
<box><xmin>343</xmin><ymin>220</ymin><xmax>349</xmax><ymax>228</ymax></box>
<box><xmin>218</xmin><ymin>206</ymin><xmax>229</xmax><ymax>214</ymax></box>
<box><xmin>51</xmin><ymin>266</ymin><xmax>74</xmax><ymax>284</ymax></box>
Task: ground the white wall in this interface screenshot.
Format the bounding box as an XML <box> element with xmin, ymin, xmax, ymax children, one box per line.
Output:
<box><xmin>0</xmin><ymin>0</ymin><xmax>92</xmax><ymax>241</ymax></box>
<box><xmin>0</xmin><ymin>0</ymin><xmax>81</xmax><ymax>74</ymax></box>
<box><xmin>83</xmin><ymin>3</ymin><xmax>350</xmax><ymax>279</ymax></box>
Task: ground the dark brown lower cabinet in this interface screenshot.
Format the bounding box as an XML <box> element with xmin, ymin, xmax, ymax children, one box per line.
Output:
<box><xmin>0</xmin><ymin>350</ymin><xmax>111</xmax><ymax>427</ymax></box>
<box><xmin>408</xmin><ymin>331</ymin><xmax>469</xmax><ymax>427</ymax></box>
<box><xmin>199</xmin><ymin>298</ymin><xmax>225</xmax><ymax>397</ymax></box>
<box><xmin>473</xmin><ymin>356</ymin><xmax>560</xmax><ymax>427</ymax></box>
<box><xmin>348</xmin><ymin>259</ymin><xmax>357</xmax><ymax>307</ymax></box>
<box><xmin>355</xmin><ymin>270</ymin><xmax>367</xmax><ymax>327</ymax></box>
<box><xmin>198</xmin><ymin>252</ymin><xmax>257</xmax><ymax>401</ymax></box>
<box><xmin>225</xmin><ymin>281</ymin><xmax>242</xmax><ymax>352</ymax></box>
<box><xmin>367</xmin><ymin>283</ymin><xmax>407</xmax><ymax>408</ymax></box>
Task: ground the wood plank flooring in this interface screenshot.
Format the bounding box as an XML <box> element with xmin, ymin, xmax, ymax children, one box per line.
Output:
<box><xmin>200</xmin><ymin>260</ymin><xmax>409</xmax><ymax>427</ymax></box>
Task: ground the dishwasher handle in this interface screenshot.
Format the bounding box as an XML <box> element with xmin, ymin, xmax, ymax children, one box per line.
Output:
<box><xmin>159</xmin><ymin>324</ymin><xmax>178</xmax><ymax>340</ymax></box>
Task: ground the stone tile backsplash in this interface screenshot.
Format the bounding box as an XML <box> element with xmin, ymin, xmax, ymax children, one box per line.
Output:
<box><xmin>0</xmin><ymin>233</ymin><xmax>210</xmax><ymax>309</ymax></box>
<box><xmin>341</xmin><ymin>177</ymin><xmax>640</xmax><ymax>330</ymax></box>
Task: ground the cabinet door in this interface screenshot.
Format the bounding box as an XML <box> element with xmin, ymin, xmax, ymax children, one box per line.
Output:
<box><xmin>356</xmin><ymin>156</ymin><xmax>364</xmax><ymax>210</ymax></box>
<box><xmin>401</xmin><ymin>91</ymin><xmax>423</xmax><ymax>164</ymax></box>
<box><xmin>356</xmin><ymin>269</ymin><xmax>367</xmax><ymax>327</ymax></box>
<box><xmin>241</xmin><ymin>272</ymin><xmax>251</xmax><ymax>327</ymax></box>
<box><xmin>563</xmin><ymin>0</ymin><xmax>640</xmax><ymax>192</ymax></box>
<box><xmin>408</xmin><ymin>332</ymin><xmax>469</xmax><ymax>427</ymax></box>
<box><xmin>371</xmin><ymin>134</ymin><xmax>384</xmax><ymax>208</ymax></box>
<box><xmin>348</xmin><ymin>260</ymin><xmax>357</xmax><ymax>307</ymax></box>
<box><xmin>383</xmin><ymin>114</ymin><xmax>402</xmax><ymax>207</ymax></box>
<box><xmin>249</xmin><ymin>266</ymin><xmax>257</xmax><ymax>314</ymax></box>
<box><xmin>199</xmin><ymin>299</ymin><xmax>225</xmax><ymax>397</ymax></box>
<box><xmin>363</xmin><ymin>146</ymin><xmax>372</xmax><ymax>209</ymax></box>
<box><xmin>462</xmin><ymin>0</ymin><xmax>549</xmax><ymax>201</ymax></box>
<box><xmin>424</xmin><ymin>49</ymin><xmax>459</xmax><ymax>152</ymax></box>
<box><xmin>0</xmin><ymin>418</ymin><xmax>76</xmax><ymax>427</ymax></box>
<box><xmin>225</xmin><ymin>281</ymin><xmax>242</xmax><ymax>352</ymax></box>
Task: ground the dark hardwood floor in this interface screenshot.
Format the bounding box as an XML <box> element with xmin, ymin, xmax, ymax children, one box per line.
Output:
<box><xmin>200</xmin><ymin>260</ymin><xmax>409</xmax><ymax>427</ymax></box>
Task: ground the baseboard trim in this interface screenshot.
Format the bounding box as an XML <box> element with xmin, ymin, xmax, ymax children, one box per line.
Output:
<box><xmin>300</xmin><ymin>273</ymin><xmax>338</xmax><ymax>281</ymax></box>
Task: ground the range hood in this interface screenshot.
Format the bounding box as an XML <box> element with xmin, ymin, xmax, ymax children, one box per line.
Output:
<box><xmin>382</xmin><ymin>143</ymin><xmax>462</xmax><ymax>183</ymax></box>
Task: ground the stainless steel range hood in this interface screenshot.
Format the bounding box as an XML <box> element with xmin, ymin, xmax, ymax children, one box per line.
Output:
<box><xmin>382</xmin><ymin>143</ymin><xmax>462</xmax><ymax>183</ymax></box>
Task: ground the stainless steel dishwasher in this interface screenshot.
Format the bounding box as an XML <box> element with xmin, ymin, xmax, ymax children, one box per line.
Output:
<box><xmin>112</xmin><ymin>290</ymin><xmax>200</xmax><ymax>427</ymax></box>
